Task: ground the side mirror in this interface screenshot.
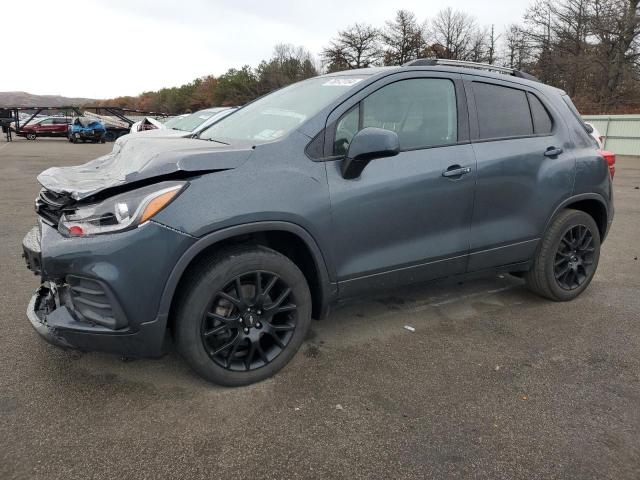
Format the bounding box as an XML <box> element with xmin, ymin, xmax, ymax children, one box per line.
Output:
<box><xmin>341</xmin><ymin>127</ymin><xmax>400</xmax><ymax>179</ymax></box>
<box><xmin>584</xmin><ymin>123</ymin><xmax>594</xmax><ymax>134</ymax></box>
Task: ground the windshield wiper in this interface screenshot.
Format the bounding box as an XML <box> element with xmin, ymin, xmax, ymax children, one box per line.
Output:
<box><xmin>206</xmin><ymin>138</ymin><xmax>230</xmax><ymax>145</ymax></box>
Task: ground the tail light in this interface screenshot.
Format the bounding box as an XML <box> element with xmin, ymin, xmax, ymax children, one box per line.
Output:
<box><xmin>599</xmin><ymin>150</ymin><xmax>615</xmax><ymax>179</ymax></box>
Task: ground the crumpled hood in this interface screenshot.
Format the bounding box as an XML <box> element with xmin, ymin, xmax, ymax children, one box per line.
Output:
<box><xmin>37</xmin><ymin>137</ymin><xmax>253</xmax><ymax>200</ymax></box>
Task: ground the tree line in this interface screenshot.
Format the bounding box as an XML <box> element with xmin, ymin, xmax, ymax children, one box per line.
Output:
<box><xmin>102</xmin><ymin>0</ymin><xmax>639</xmax><ymax>114</ymax></box>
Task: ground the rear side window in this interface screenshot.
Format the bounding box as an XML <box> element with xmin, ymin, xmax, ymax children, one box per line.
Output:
<box><xmin>473</xmin><ymin>82</ymin><xmax>533</xmax><ymax>139</ymax></box>
<box><xmin>528</xmin><ymin>93</ymin><xmax>553</xmax><ymax>134</ymax></box>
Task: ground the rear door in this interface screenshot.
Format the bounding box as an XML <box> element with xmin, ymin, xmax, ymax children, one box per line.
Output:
<box><xmin>35</xmin><ymin>118</ymin><xmax>54</xmax><ymax>134</ymax></box>
<box><xmin>52</xmin><ymin>118</ymin><xmax>70</xmax><ymax>135</ymax></box>
<box><xmin>324</xmin><ymin>72</ymin><xmax>477</xmax><ymax>297</ymax></box>
<box><xmin>464</xmin><ymin>76</ymin><xmax>575</xmax><ymax>271</ymax></box>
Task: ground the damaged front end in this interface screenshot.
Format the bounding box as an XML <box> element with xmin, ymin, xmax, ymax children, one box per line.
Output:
<box><xmin>22</xmin><ymin>134</ymin><xmax>252</xmax><ymax>356</ymax></box>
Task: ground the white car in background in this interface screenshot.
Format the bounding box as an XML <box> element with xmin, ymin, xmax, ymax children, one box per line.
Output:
<box><xmin>585</xmin><ymin>122</ymin><xmax>605</xmax><ymax>149</ymax></box>
<box><xmin>126</xmin><ymin>107</ymin><xmax>236</xmax><ymax>137</ymax></box>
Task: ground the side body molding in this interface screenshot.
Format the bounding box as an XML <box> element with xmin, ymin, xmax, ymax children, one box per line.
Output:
<box><xmin>155</xmin><ymin>221</ymin><xmax>337</xmax><ymax>323</ymax></box>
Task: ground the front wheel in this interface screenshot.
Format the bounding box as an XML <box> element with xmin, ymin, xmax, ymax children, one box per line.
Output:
<box><xmin>525</xmin><ymin>209</ymin><xmax>601</xmax><ymax>301</ymax></box>
<box><xmin>25</xmin><ymin>132</ymin><xmax>36</xmax><ymax>140</ymax></box>
<box><xmin>174</xmin><ymin>246</ymin><xmax>312</xmax><ymax>386</ymax></box>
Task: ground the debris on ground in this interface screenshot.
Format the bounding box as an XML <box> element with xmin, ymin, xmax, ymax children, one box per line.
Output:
<box><xmin>335</xmin><ymin>404</ymin><xmax>344</xmax><ymax>410</ymax></box>
<box><xmin>495</xmin><ymin>365</ymin><xmax>501</xmax><ymax>371</ymax></box>
<box><xmin>404</xmin><ymin>325</ymin><xmax>416</xmax><ymax>332</ymax></box>
<box><xmin>521</xmin><ymin>395</ymin><xmax>529</xmax><ymax>401</ymax></box>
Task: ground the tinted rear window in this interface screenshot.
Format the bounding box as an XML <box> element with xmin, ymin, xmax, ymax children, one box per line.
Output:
<box><xmin>473</xmin><ymin>82</ymin><xmax>533</xmax><ymax>139</ymax></box>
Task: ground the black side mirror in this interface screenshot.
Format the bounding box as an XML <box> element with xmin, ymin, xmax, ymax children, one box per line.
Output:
<box><xmin>584</xmin><ymin>123</ymin><xmax>594</xmax><ymax>134</ymax></box>
<box><xmin>341</xmin><ymin>127</ymin><xmax>400</xmax><ymax>179</ymax></box>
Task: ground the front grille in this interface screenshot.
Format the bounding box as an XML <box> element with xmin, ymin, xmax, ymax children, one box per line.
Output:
<box><xmin>67</xmin><ymin>276</ymin><xmax>127</xmax><ymax>330</ymax></box>
<box><xmin>35</xmin><ymin>189</ymin><xmax>74</xmax><ymax>226</ymax></box>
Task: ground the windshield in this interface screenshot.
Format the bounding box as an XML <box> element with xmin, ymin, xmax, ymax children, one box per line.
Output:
<box><xmin>199</xmin><ymin>75</ymin><xmax>367</xmax><ymax>144</ymax></box>
<box><xmin>169</xmin><ymin>108</ymin><xmax>227</xmax><ymax>132</ymax></box>
<box><xmin>162</xmin><ymin>115</ymin><xmax>186</xmax><ymax>129</ymax></box>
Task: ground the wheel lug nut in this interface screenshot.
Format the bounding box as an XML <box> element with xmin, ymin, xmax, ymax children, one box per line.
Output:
<box><xmin>243</xmin><ymin>328</ymin><xmax>249</xmax><ymax>334</ymax></box>
<box><xmin>256</xmin><ymin>322</ymin><xmax>262</xmax><ymax>328</ymax></box>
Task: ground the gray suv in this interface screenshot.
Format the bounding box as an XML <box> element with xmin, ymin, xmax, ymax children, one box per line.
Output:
<box><xmin>23</xmin><ymin>60</ymin><xmax>614</xmax><ymax>386</ymax></box>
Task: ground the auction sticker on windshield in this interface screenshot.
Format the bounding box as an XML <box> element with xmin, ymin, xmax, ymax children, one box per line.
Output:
<box><xmin>322</xmin><ymin>78</ymin><xmax>364</xmax><ymax>87</ymax></box>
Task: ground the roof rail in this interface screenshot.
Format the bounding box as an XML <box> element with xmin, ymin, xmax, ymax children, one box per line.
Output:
<box><xmin>403</xmin><ymin>58</ymin><xmax>539</xmax><ymax>82</ymax></box>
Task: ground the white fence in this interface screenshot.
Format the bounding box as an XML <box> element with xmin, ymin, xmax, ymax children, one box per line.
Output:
<box><xmin>582</xmin><ymin>115</ymin><xmax>640</xmax><ymax>156</ymax></box>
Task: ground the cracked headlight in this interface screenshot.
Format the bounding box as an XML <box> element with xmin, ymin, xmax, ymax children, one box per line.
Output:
<box><xmin>59</xmin><ymin>181</ymin><xmax>187</xmax><ymax>237</ymax></box>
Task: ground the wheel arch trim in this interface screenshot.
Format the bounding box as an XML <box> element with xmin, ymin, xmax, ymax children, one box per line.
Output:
<box><xmin>545</xmin><ymin>193</ymin><xmax>610</xmax><ymax>239</ymax></box>
<box><xmin>156</xmin><ymin>221</ymin><xmax>336</xmax><ymax>322</ymax></box>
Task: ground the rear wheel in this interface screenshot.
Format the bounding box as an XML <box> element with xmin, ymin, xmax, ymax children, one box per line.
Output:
<box><xmin>525</xmin><ymin>209</ymin><xmax>600</xmax><ymax>301</ymax></box>
<box><xmin>174</xmin><ymin>246</ymin><xmax>312</xmax><ymax>386</ymax></box>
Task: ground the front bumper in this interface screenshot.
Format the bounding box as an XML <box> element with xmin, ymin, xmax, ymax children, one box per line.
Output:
<box><xmin>23</xmin><ymin>220</ymin><xmax>196</xmax><ymax>357</ymax></box>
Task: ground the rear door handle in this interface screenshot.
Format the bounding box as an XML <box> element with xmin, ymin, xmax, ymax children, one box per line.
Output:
<box><xmin>442</xmin><ymin>165</ymin><xmax>471</xmax><ymax>178</ymax></box>
<box><xmin>544</xmin><ymin>146</ymin><xmax>563</xmax><ymax>157</ymax></box>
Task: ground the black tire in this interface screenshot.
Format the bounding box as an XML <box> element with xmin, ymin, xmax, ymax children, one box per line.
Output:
<box><xmin>525</xmin><ymin>209</ymin><xmax>600</xmax><ymax>301</ymax></box>
<box><xmin>174</xmin><ymin>246</ymin><xmax>312</xmax><ymax>386</ymax></box>
<box><xmin>26</xmin><ymin>133</ymin><xmax>36</xmax><ymax>140</ymax></box>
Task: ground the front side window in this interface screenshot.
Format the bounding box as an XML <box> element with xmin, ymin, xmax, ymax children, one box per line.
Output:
<box><xmin>38</xmin><ymin>118</ymin><xmax>54</xmax><ymax>125</ymax></box>
<box><xmin>333</xmin><ymin>78</ymin><xmax>458</xmax><ymax>154</ymax></box>
<box><xmin>473</xmin><ymin>82</ymin><xmax>533</xmax><ymax>139</ymax></box>
<box><xmin>199</xmin><ymin>75</ymin><xmax>367</xmax><ymax>144</ymax></box>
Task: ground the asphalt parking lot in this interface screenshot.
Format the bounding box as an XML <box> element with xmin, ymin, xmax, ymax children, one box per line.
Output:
<box><xmin>0</xmin><ymin>137</ymin><xmax>639</xmax><ymax>479</ymax></box>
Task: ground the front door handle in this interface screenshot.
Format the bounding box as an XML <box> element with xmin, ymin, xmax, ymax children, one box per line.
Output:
<box><xmin>442</xmin><ymin>165</ymin><xmax>471</xmax><ymax>178</ymax></box>
<box><xmin>544</xmin><ymin>146</ymin><xmax>563</xmax><ymax>157</ymax></box>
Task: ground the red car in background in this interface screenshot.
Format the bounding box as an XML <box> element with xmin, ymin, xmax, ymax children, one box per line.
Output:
<box><xmin>17</xmin><ymin>117</ymin><xmax>71</xmax><ymax>140</ymax></box>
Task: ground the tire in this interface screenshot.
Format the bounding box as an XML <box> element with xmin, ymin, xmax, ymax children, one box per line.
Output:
<box><xmin>26</xmin><ymin>133</ymin><xmax>36</xmax><ymax>140</ymax></box>
<box><xmin>174</xmin><ymin>245</ymin><xmax>312</xmax><ymax>386</ymax></box>
<box><xmin>525</xmin><ymin>209</ymin><xmax>600</xmax><ymax>301</ymax></box>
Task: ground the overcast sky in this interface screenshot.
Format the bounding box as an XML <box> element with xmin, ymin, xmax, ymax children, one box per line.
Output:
<box><xmin>4</xmin><ymin>0</ymin><xmax>532</xmax><ymax>99</ymax></box>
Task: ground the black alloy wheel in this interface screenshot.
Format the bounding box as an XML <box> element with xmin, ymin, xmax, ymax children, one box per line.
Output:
<box><xmin>201</xmin><ymin>271</ymin><xmax>298</xmax><ymax>371</ymax></box>
<box><xmin>174</xmin><ymin>246</ymin><xmax>312</xmax><ymax>386</ymax></box>
<box><xmin>554</xmin><ymin>224</ymin><xmax>596</xmax><ymax>290</ymax></box>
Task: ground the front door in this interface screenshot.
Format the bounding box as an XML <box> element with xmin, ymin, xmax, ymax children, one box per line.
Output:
<box><xmin>325</xmin><ymin>74</ymin><xmax>477</xmax><ymax>297</ymax></box>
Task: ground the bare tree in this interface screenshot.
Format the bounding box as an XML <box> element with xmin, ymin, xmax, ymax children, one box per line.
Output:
<box><xmin>428</xmin><ymin>8</ymin><xmax>477</xmax><ymax>60</ymax></box>
<box><xmin>503</xmin><ymin>24</ymin><xmax>532</xmax><ymax>70</ymax></box>
<box><xmin>322</xmin><ymin>24</ymin><xmax>382</xmax><ymax>71</ymax></box>
<box><xmin>380</xmin><ymin>10</ymin><xmax>425</xmax><ymax>65</ymax></box>
<box><xmin>487</xmin><ymin>25</ymin><xmax>500</xmax><ymax>64</ymax></box>
<box><xmin>591</xmin><ymin>0</ymin><xmax>640</xmax><ymax>109</ymax></box>
<box><xmin>469</xmin><ymin>27</ymin><xmax>488</xmax><ymax>62</ymax></box>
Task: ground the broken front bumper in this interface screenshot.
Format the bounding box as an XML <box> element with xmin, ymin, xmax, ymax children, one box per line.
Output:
<box><xmin>22</xmin><ymin>219</ymin><xmax>196</xmax><ymax>357</ymax></box>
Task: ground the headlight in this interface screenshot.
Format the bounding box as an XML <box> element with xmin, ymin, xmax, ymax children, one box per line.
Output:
<box><xmin>59</xmin><ymin>181</ymin><xmax>187</xmax><ymax>237</ymax></box>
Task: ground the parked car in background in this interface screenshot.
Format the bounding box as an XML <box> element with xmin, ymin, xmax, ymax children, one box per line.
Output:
<box><xmin>129</xmin><ymin>117</ymin><xmax>165</xmax><ymax>133</ymax></box>
<box><xmin>68</xmin><ymin>117</ymin><xmax>106</xmax><ymax>143</ymax></box>
<box><xmin>585</xmin><ymin>122</ymin><xmax>605</xmax><ymax>148</ymax></box>
<box><xmin>17</xmin><ymin>117</ymin><xmax>71</xmax><ymax>140</ymax></box>
<box><xmin>23</xmin><ymin>60</ymin><xmax>614</xmax><ymax>386</ymax></box>
<box><xmin>120</xmin><ymin>107</ymin><xmax>237</xmax><ymax>142</ymax></box>
<box><xmin>162</xmin><ymin>114</ymin><xmax>189</xmax><ymax>129</ymax></box>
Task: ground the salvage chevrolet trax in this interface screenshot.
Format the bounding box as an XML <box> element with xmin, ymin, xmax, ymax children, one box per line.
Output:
<box><xmin>23</xmin><ymin>60</ymin><xmax>614</xmax><ymax>386</ymax></box>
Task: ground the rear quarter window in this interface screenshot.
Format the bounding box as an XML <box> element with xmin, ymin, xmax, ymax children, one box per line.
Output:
<box><xmin>473</xmin><ymin>82</ymin><xmax>533</xmax><ymax>139</ymax></box>
<box><xmin>527</xmin><ymin>93</ymin><xmax>553</xmax><ymax>135</ymax></box>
